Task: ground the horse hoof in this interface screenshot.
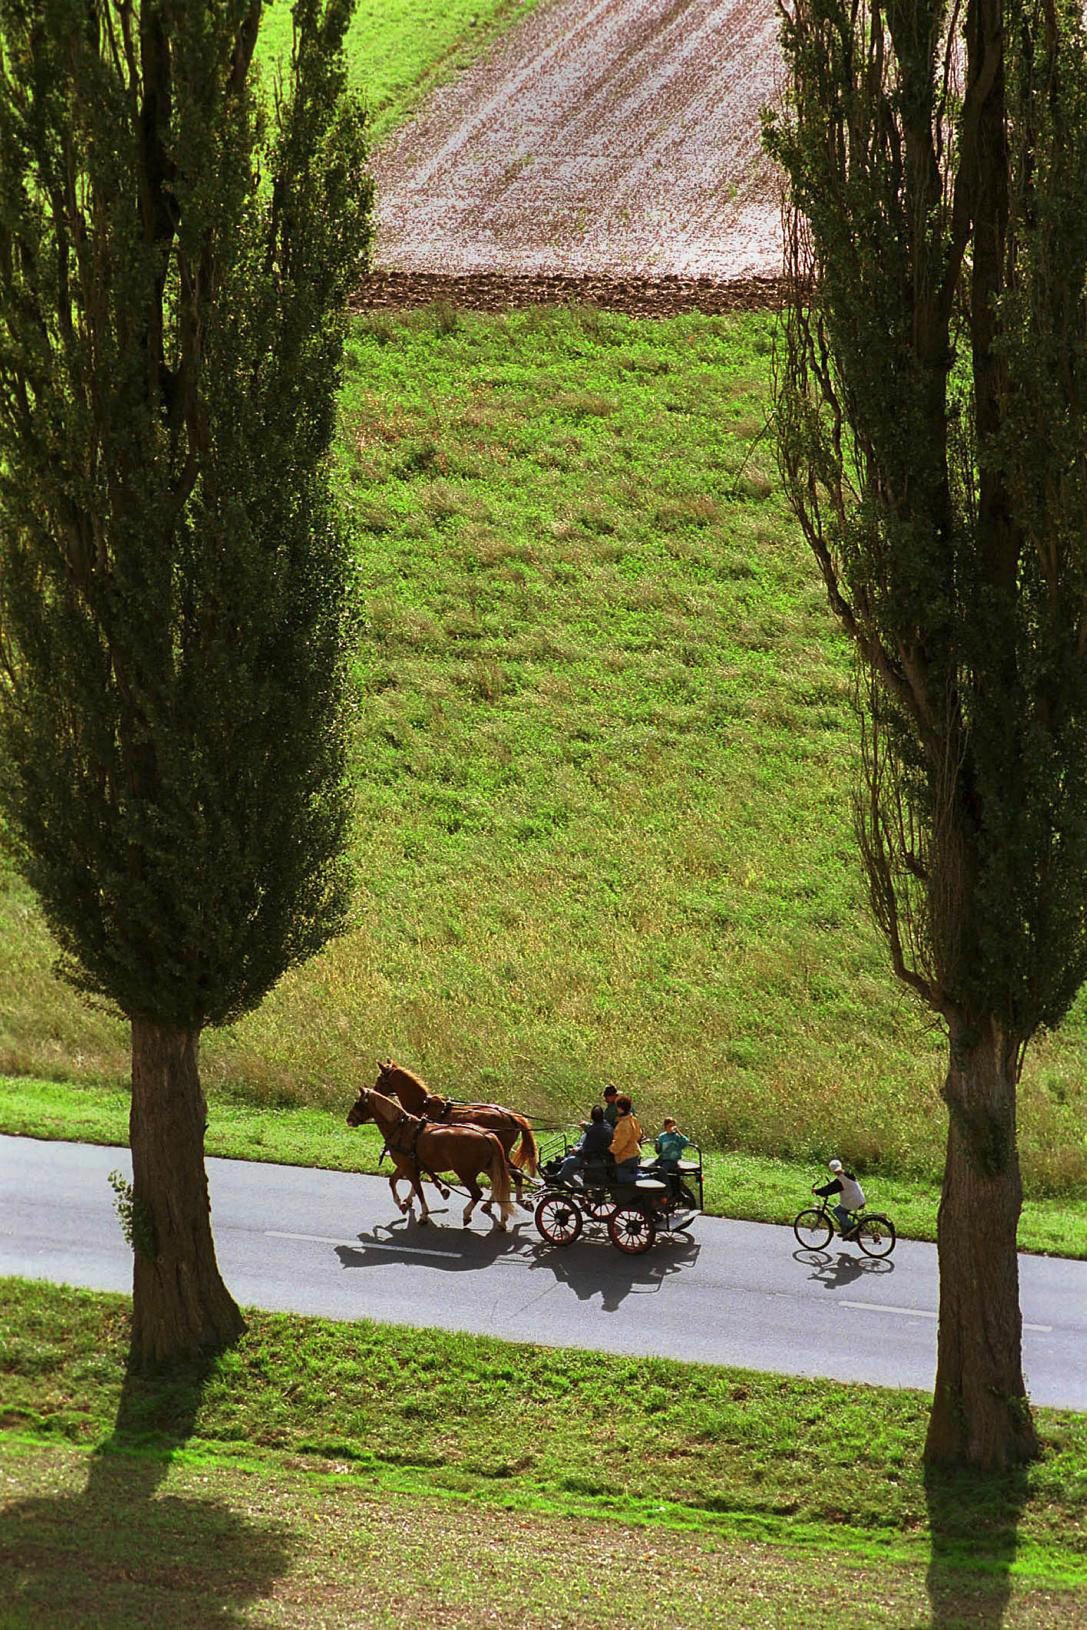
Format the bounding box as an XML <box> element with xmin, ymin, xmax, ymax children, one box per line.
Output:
<box><xmin>417</xmin><ymin>1214</ymin><xmax>429</xmax><ymax>1226</ymax></box>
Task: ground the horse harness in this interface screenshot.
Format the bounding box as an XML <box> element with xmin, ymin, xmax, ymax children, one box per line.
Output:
<box><xmin>382</xmin><ymin>1110</ymin><xmax>428</xmax><ymax>1167</ymax></box>
<box><xmin>379</xmin><ymin>1106</ymin><xmax>487</xmax><ymax>1199</ymax></box>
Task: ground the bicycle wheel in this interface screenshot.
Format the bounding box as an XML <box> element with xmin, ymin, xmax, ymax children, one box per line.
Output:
<box><xmin>534</xmin><ymin>1192</ymin><xmax>583</xmax><ymax>1246</ymax></box>
<box><xmin>793</xmin><ymin>1208</ymin><xmax>833</xmax><ymax>1250</ymax></box>
<box><xmin>608</xmin><ymin>1204</ymin><xmax>657</xmax><ymax>1255</ymax></box>
<box><xmin>855</xmin><ymin>1213</ymin><xmax>896</xmax><ymax>1258</ymax></box>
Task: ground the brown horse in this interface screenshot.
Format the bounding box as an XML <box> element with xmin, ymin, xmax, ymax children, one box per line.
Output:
<box><xmin>373</xmin><ymin>1059</ymin><xmax>539</xmax><ymax>1211</ymax></box>
<box><xmin>346</xmin><ymin>1085</ymin><xmax>514</xmax><ymax>1230</ymax></box>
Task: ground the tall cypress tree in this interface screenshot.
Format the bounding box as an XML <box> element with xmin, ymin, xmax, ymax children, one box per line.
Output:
<box><xmin>0</xmin><ymin>0</ymin><xmax>371</xmax><ymax>1360</ymax></box>
<box><xmin>767</xmin><ymin>0</ymin><xmax>1087</xmax><ymax>1466</ymax></box>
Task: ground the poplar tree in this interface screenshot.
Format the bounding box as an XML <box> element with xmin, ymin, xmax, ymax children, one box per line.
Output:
<box><xmin>766</xmin><ymin>0</ymin><xmax>1087</xmax><ymax>1467</ymax></box>
<box><xmin>0</xmin><ymin>0</ymin><xmax>371</xmax><ymax>1360</ymax></box>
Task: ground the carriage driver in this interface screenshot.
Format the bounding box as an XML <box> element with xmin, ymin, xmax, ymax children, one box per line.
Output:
<box><xmin>558</xmin><ymin>1104</ymin><xmax>613</xmax><ymax>1186</ymax></box>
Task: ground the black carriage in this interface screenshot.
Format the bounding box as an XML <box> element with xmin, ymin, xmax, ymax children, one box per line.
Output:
<box><xmin>533</xmin><ymin>1143</ymin><xmax>703</xmax><ymax>1256</ymax></box>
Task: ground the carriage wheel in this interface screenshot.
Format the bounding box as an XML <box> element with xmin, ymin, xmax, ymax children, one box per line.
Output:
<box><xmin>534</xmin><ymin>1192</ymin><xmax>583</xmax><ymax>1246</ymax></box>
<box><xmin>608</xmin><ymin>1204</ymin><xmax>656</xmax><ymax>1255</ymax></box>
<box><xmin>581</xmin><ymin>1189</ymin><xmax>615</xmax><ymax>1221</ymax></box>
<box><xmin>793</xmin><ymin>1208</ymin><xmax>832</xmax><ymax>1251</ymax></box>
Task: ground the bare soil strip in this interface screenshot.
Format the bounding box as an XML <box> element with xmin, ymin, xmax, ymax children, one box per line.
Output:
<box><xmin>352</xmin><ymin>267</ymin><xmax>787</xmax><ymax>317</ymax></box>
<box><xmin>371</xmin><ymin>0</ymin><xmax>784</xmax><ymax>282</ymax></box>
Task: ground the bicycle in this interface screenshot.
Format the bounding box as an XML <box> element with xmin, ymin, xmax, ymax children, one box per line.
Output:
<box><xmin>793</xmin><ymin>1194</ymin><xmax>896</xmax><ymax>1258</ymax></box>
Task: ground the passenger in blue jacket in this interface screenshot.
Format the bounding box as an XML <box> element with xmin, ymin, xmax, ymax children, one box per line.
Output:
<box><xmin>558</xmin><ymin>1105</ymin><xmax>613</xmax><ymax>1185</ymax></box>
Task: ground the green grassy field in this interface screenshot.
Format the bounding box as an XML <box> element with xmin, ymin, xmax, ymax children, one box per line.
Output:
<box><xmin>2</xmin><ymin>1279</ymin><xmax>1084</xmax><ymax>1627</ymax></box>
<box><xmin>258</xmin><ymin>0</ymin><xmax>542</xmax><ymax>144</ymax></box>
<box><xmin>2</xmin><ymin>305</ymin><xmax>1084</xmax><ymax>1203</ymax></box>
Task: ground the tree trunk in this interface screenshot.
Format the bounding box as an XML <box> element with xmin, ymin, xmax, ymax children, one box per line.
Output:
<box><xmin>129</xmin><ymin>1017</ymin><xmax>245</xmax><ymax>1363</ymax></box>
<box><xmin>925</xmin><ymin>1015</ymin><xmax>1039</xmax><ymax>1469</ymax></box>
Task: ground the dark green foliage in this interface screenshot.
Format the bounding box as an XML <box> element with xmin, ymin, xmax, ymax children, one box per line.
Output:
<box><xmin>0</xmin><ymin>0</ymin><xmax>372</xmax><ymax>1028</ymax></box>
<box><xmin>765</xmin><ymin>0</ymin><xmax>1087</xmax><ymax>1038</ymax></box>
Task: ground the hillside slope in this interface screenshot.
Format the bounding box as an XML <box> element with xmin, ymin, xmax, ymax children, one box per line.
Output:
<box><xmin>2</xmin><ymin>307</ymin><xmax>1083</xmax><ymax>1193</ymax></box>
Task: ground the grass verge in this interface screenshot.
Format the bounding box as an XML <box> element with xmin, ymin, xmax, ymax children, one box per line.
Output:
<box><xmin>2</xmin><ymin>1072</ymin><xmax>1084</xmax><ymax>1258</ymax></box>
<box><xmin>1</xmin><ymin>1277</ymin><xmax>1085</xmax><ymax>1628</ymax></box>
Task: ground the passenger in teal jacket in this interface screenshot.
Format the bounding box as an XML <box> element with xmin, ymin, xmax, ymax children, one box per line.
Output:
<box><xmin>654</xmin><ymin>1118</ymin><xmax>690</xmax><ymax>1166</ymax></box>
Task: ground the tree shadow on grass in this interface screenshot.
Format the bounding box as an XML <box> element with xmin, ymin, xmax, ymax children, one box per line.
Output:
<box><xmin>2</xmin><ymin>1345</ymin><xmax>292</xmax><ymax>1629</ymax></box>
<box><xmin>925</xmin><ymin>1460</ymin><xmax>1029</xmax><ymax>1630</ymax></box>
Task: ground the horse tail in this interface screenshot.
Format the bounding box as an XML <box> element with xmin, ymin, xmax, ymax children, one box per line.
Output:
<box><xmin>509</xmin><ymin>1114</ymin><xmax>539</xmax><ymax>1176</ymax></box>
<box><xmin>487</xmin><ymin>1132</ymin><xmax>513</xmax><ymax>1219</ymax></box>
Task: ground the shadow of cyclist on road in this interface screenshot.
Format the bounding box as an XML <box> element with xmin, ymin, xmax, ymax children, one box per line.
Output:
<box><xmin>795</xmin><ymin>1247</ymin><xmax>896</xmax><ymax>1290</ymax></box>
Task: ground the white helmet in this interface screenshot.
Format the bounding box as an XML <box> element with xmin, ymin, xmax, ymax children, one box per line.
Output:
<box><xmin>828</xmin><ymin>1158</ymin><xmax>843</xmax><ymax>1172</ymax></box>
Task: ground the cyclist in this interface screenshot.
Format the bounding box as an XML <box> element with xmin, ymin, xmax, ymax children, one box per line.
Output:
<box><xmin>813</xmin><ymin>1158</ymin><xmax>866</xmax><ymax>1240</ymax></box>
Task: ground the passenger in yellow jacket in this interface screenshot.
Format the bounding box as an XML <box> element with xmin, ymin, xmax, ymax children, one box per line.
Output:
<box><xmin>610</xmin><ymin>1095</ymin><xmax>644</xmax><ymax>1181</ymax></box>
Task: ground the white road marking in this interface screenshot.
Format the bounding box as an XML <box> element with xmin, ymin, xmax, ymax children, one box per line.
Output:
<box><xmin>267</xmin><ymin>1228</ymin><xmax>458</xmax><ymax>1260</ymax></box>
<box><xmin>265</xmin><ymin>1228</ymin><xmax>535</xmax><ymax>1262</ymax></box>
<box><xmin>842</xmin><ymin>1298</ymin><xmax>1052</xmax><ymax>1332</ymax></box>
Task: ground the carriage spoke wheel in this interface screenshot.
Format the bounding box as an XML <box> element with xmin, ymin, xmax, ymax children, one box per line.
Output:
<box><xmin>793</xmin><ymin>1208</ymin><xmax>832</xmax><ymax>1251</ymax></box>
<box><xmin>608</xmin><ymin>1204</ymin><xmax>656</xmax><ymax>1255</ymax></box>
<box><xmin>855</xmin><ymin>1214</ymin><xmax>896</xmax><ymax>1258</ymax></box>
<box><xmin>534</xmin><ymin>1191</ymin><xmax>583</xmax><ymax>1246</ymax></box>
<box><xmin>581</xmin><ymin>1190</ymin><xmax>615</xmax><ymax>1221</ymax></box>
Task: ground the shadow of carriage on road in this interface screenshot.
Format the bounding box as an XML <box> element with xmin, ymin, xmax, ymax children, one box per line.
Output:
<box><xmin>334</xmin><ymin>1211</ymin><xmax>701</xmax><ymax>1311</ymax></box>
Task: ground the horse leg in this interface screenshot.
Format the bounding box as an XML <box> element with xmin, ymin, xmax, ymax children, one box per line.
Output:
<box><xmin>479</xmin><ymin>1181</ymin><xmax>506</xmax><ymax>1232</ymax></box>
<box><xmin>412</xmin><ymin>1168</ymin><xmax>431</xmax><ymax>1224</ymax></box>
<box><xmin>509</xmin><ymin>1163</ymin><xmax>534</xmax><ymax>1213</ymax></box>
<box><xmin>389</xmin><ymin>1173</ymin><xmax>411</xmax><ymax>1216</ymax></box>
<box><xmin>462</xmin><ymin>1175</ymin><xmax>482</xmax><ymax>1228</ymax></box>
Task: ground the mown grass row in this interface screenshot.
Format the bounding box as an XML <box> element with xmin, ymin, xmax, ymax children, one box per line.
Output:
<box><xmin>1</xmin><ymin>306</ymin><xmax>1084</xmax><ymax>1199</ymax></box>
<box><xmin>2</xmin><ymin>1278</ymin><xmax>1085</xmax><ymax>1587</ymax></box>
<box><xmin>7</xmin><ymin>1436</ymin><xmax>1079</xmax><ymax>1630</ymax></box>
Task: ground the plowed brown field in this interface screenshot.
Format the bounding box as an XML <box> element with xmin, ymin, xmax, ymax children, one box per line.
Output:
<box><xmin>367</xmin><ymin>0</ymin><xmax>784</xmax><ymax>310</ymax></box>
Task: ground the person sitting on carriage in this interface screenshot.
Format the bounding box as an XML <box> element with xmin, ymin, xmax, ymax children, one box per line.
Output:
<box><xmin>558</xmin><ymin>1104</ymin><xmax>613</xmax><ymax>1187</ymax></box>
<box><xmin>653</xmin><ymin>1117</ymin><xmax>690</xmax><ymax>1169</ymax></box>
<box><xmin>602</xmin><ymin>1082</ymin><xmax>620</xmax><ymax>1127</ymax></box>
<box><xmin>649</xmin><ymin>1116</ymin><xmax>698</xmax><ymax>1206</ymax></box>
<box><xmin>609</xmin><ymin>1093</ymin><xmax>645</xmax><ymax>1182</ymax></box>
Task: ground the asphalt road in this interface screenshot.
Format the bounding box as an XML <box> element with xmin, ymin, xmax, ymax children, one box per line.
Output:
<box><xmin>2</xmin><ymin>1134</ymin><xmax>1084</xmax><ymax>1409</ymax></box>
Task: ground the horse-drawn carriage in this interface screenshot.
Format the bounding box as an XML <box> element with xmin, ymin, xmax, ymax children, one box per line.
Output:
<box><xmin>346</xmin><ymin>1061</ymin><xmax>703</xmax><ymax>1254</ymax></box>
<box><xmin>533</xmin><ymin>1142</ymin><xmax>703</xmax><ymax>1255</ymax></box>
